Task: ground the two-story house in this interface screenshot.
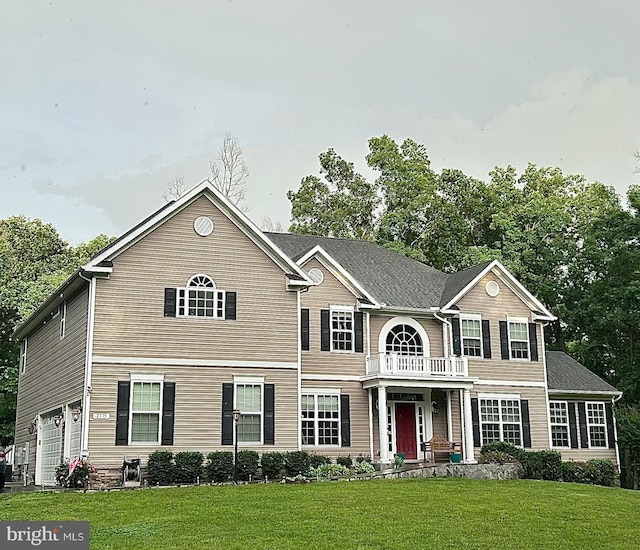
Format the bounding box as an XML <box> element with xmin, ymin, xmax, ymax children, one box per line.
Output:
<box><xmin>13</xmin><ymin>180</ymin><xmax>621</xmax><ymax>485</ymax></box>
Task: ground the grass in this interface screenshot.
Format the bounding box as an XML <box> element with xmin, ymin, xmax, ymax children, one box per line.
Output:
<box><xmin>2</xmin><ymin>478</ymin><xmax>639</xmax><ymax>549</ymax></box>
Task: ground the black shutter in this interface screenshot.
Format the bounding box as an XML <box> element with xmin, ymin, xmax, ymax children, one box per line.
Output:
<box><xmin>578</xmin><ymin>402</ymin><xmax>589</xmax><ymax>448</ymax></box>
<box><xmin>161</xmin><ymin>382</ymin><xmax>176</xmax><ymax>445</ymax></box>
<box><xmin>499</xmin><ymin>321</ymin><xmax>509</xmax><ymax>360</ymax></box>
<box><xmin>264</xmin><ymin>384</ymin><xmax>275</xmax><ymax>445</ymax></box>
<box><xmin>482</xmin><ymin>320</ymin><xmax>491</xmax><ymax>359</ymax></box>
<box><xmin>340</xmin><ymin>394</ymin><xmax>351</xmax><ymax>447</ymax></box>
<box><xmin>354</xmin><ymin>312</ymin><xmax>364</xmax><ymax>353</ymax></box>
<box><xmin>471</xmin><ymin>398</ymin><xmax>480</xmax><ymax>447</ymax></box>
<box><xmin>521</xmin><ymin>400</ymin><xmax>532</xmax><ymax>448</ymax></box>
<box><xmin>225</xmin><ymin>291</ymin><xmax>237</xmax><ymax>320</ymax></box>
<box><xmin>528</xmin><ymin>323</ymin><xmax>538</xmax><ymax>361</ymax></box>
<box><xmin>301</xmin><ymin>309</ymin><xmax>310</xmax><ymax>351</ymax></box>
<box><xmin>605</xmin><ymin>403</ymin><xmax>616</xmax><ymax>449</ymax></box>
<box><xmin>222</xmin><ymin>383</ymin><xmax>234</xmax><ymax>445</ymax></box>
<box><xmin>451</xmin><ymin>318</ymin><xmax>462</xmax><ymax>357</ymax></box>
<box><xmin>164</xmin><ymin>288</ymin><xmax>177</xmax><ymax>317</ymax></box>
<box><xmin>115</xmin><ymin>381</ymin><xmax>130</xmax><ymax>446</ymax></box>
<box><xmin>568</xmin><ymin>402</ymin><xmax>579</xmax><ymax>449</ymax></box>
<box><xmin>320</xmin><ymin>310</ymin><xmax>330</xmax><ymax>351</ymax></box>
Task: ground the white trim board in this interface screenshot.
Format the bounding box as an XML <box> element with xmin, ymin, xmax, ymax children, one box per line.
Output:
<box><xmin>301</xmin><ymin>374</ymin><xmax>362</xmax><ymax>382</ymax></box>
<box><xmin>92</xmin><ymin>356</ymin><xmax>298</xmax><ymax>370</ymax></box>
<box><xmin>474</xmin><ymin>380</ymin><xmax>547</xmax><ymax>388</ymax></box>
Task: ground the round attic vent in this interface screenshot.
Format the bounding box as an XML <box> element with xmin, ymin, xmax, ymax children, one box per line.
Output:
<box><xmin>194</xmin><ymin>216</ymin><xmax>214</xmax><ymax>237</ymax></box>
<box><xmin>485</xmin><ymin>280</ymin><xmax>500</xmax><ymax>297</ymax></box>
<box><xmin>308</xmin><ymin>268</ymin><xmax>324</xmax><ymax>285</ymax></box>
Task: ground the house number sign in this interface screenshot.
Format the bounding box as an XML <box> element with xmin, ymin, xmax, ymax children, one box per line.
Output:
<box><xmin>92</xmin><ymin>413</ymin><xmax>111</xmax><ymax>420</ymax></box>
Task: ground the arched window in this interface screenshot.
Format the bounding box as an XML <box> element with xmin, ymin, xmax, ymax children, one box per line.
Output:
<box><xmin>178</xmin><ymin>274</ymin><xmax>224</xmax><ymax>317</ymax></box>
<box><xmin>385</xmin><ymin>324</ymin><xmax>423</xmax><ymax>356</ymax></box>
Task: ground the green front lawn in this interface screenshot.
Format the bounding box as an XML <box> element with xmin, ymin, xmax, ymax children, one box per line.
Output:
<box><xmin>2</xmin><ymin>479</ymin><xmax>639</xmax><ymax>549</ymax></box>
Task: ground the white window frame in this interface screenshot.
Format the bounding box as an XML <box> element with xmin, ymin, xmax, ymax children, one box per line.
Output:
<box><xmin>461</xmin><ymin>314</ymin><xmax>483</xmax><ymax>358</ymax></box>
<box><xmin>177</xmin><ymin>274</ymin><xmax>226</xmax><ymax>319</ymax></box>
<box><xmin>330</xmin><ymin>305</ymin><xmax>354</xmax><ymax>353</ymax></box>
<box><xmin>301</xmin><ymin>387</ymin><xmax>341</xmax><ymax>447</ymax></box>
<box><xmin>128</xmin><ymin>374</ymin><xmax>165</xmax><ymax>446</ymax></box>
<box><xmin>549</xmin><ymin>401</ymin><xmax>570</xmax><ymax>448</ymax></box>
<box><xmin>586</xmin><ymin>401</ymin><xmax>608</xmax><ymax>448</ymax></box>
<box><xmin>479</xmin><ymin>393</ymin><xmax>523</xmax><ymax>447</ymax></box>
<box><xmin>19</xmin><ymin>337</ymin><xmax>27</xmax><ymax>375</ymax></box>
<box><xmin>234</xmin><ymin>375</ymin><xmax>264</xmax><ymax>445</ymax></box>
<box><xmin>507</xmin><ymin>317</ymin><xmax>529</xmax><ymax>360</ymax></box>
<box><xmin>60</xmin><ymin>301</ymin><xmax>67</xmax><ymax>339</ymax></box>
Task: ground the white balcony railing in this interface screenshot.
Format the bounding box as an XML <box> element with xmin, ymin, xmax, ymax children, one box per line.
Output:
<box><xmin>366</xmin><ymin>354</ymin><xmax>468</xmax><ymax>377</ymax></box>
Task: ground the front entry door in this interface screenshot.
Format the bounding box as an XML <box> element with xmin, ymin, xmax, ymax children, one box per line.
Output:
<box><xmin>395</xmin><ymin>403</ymin><xmax>417</xmax><ymax>459</ymax></box>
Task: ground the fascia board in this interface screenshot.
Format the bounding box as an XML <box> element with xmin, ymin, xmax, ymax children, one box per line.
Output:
<box><xmin>298</xmin><ymin>246</ymin><xmax>380</xmax><ymax>307</ymax></box>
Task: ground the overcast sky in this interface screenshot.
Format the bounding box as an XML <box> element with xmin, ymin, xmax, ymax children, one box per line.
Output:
<box><xmin>1</xmin><ymin>1</ymin><xmax>639</xmax><ymax>244</ymax></box>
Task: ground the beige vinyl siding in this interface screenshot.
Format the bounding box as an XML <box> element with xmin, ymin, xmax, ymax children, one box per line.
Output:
<box><xmin>369</xmin><ymin>314</ymin><xmax>444</xmax><ymax>357</ymax></box>
<box><xmin>455</xmin><ymin>273</ymin><xmax>546</xmax><ymax>383</ymax></box>
<box><xmin>300</xmin><ymin>379</ymin><xmax>370</xmax><ymax>459</ymax></box>
<box><xmin>299</xmin><ymin>258</ymin><xmax>366</xmax><ymax>377</ymax></box>
<box><xmin>92</xmin><ymin>196</ymin><xmax>298</xmax><ymax>363</ymax></box>
<box><xmin>431</xmin><ymin>389</ymin><xmax>448</xmax><ymax>438</ymax></box>
<box><xmin>449</xmin><ymin>390</ymin><xmax>463</xmax><ymax>446</ymax></box>
<box><xmin>89</xmin><ymin>364</ymin><xmax>299</xmax><ymax>469</ymax></box>
<box><xmin>472</xmin><ymin>385</ymin><xmax>550</xmax><ymax>455</ymax></box>
<box><xmin>559</xmin><ymin>449</ymin><xmax>618</xmax><ymax>462</ymax></box>
<box><xmin>14</xmin><ymin>287</ymin><xmax>89</xmax><ymax>466</ymax></box>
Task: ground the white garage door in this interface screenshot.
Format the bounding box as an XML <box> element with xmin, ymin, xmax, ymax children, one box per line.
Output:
<box><xmin>40</xmin><ymin>414</ymin><xmax>63</xmax><ymax>486</ymax></box>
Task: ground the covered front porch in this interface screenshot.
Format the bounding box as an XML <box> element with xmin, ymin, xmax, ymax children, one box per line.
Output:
<box><xmin>362</xmin><ymin>366</ymin><xmax>477</xmax><ymax>465</ymax></box>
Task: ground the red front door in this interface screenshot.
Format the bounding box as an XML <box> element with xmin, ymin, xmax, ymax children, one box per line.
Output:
<box><xmin>395</xmin><ymin>403</ymin><xmax>417</xmax><ymax>459</ymax></box>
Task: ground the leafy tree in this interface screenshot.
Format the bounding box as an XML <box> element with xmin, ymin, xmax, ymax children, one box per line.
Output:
<box><xmin>0</xmin><ymin>217</ymin><xmax>115</xmax><ymax>443</ymax></box>
<box><xmin>616</xmin><ymin>404</ymin><xmax>640</xmax><ymax>490</ymax></box>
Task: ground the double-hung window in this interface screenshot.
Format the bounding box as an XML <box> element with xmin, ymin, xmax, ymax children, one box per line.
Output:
<box><xmin>480</xmin><ymin>395</ymin><xmax>522</xmax><ymax>446</ymax></box>
<box><xmin>331</xmin><ymin>308</ymin><xmax>353</xmax><ymax>352</ymax></box>
<box><xmin>178</xmin><ymin>274</ymin><xmax>225</xmax><ymax>318</ymax></box>
<box><xmin>130</xmin><ymin>375</ymin><xmax>164</xmax><ymax>444</ymax></box>
<box><xmin>586</xmin><ymin>402</ymin><xmax>607</xmax><ymax>447</ymax></box>
<box><xmin>301</xmin><ymin>391</ymin><xmax>340</xmax><ymax>446</ymax></box>
<box><xmin>235</xmin><ymin>380</ymin><xmax>263</xmax><ymax>443</ymax></box>
<box><xmin>461</xmin><ymin>315</ymin><xmax>482</xmax><ymax>357</ymax></box>
<box><xmin>508</xmin><ymin>318</ymin><xmax>529</xmax><ymax>360</ymax></box>
<box><xmin>549</xmin><ymin>401</ymin><xmax>570</xmax><ymax>447</ymax></box>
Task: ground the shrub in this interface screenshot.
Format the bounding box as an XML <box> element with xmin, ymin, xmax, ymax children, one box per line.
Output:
<box><xmin>393</xmin><ymin>454</ymin><xmax>405</xmax><ymax>469</ymax></box>
<box><xmin>261</xmin><ymin>452</ymin><xmax>285</xmax><ymax>480</ymax></box>
<box><xmin>284</xmin><ymin>451</ymin><xmax>311</xmax><ymax>477</ymax></box>
<box><xmin>310</xmin><ymin>464</ymin><xmax>350</xmax><ymax>478</ymax></box>
<box><xmin>353</xmin><ymin>460</ymin><xmax>376</xmax><ymax>474</ymax></box>
<box><xmin>309</xmin><ymin>454</ymin><xmax>332</xmax><ymax>469</ymax></box>
<box><xmin>481</xmin><ymin>442</ymin><xmax>527</xmax><ymax>463</ymax></box>
<box><xmin>355</xmin><ymin>454</ymin><xmax>372</xmax><ymax>464</ymax></box>
<box><xmin>237</xmin><ymin>450</ymin><xmax>260</xmax><ymax>481</ymax></box>
<box><xmin>207</xmin><ymin>451</ymin><xmax>234</xmax><ymax>483</ymax></box>
<box><xmin>522</xmin><ymin>450</ymin><xmax>563</xmax><ymax>481</ymax></box>
<box><xmin>479</xmin><ymin>450</ymin><xmax>522</xmax><ymax>466</ymax></box>
<box><xmin>146</xmin><ymin>451</ymin><xmax>175</xmax><ymax>486</ymax></box>
<box><xmin>175</xmin><ymin>452</ymin><xmax>204</xmax><ymax>484</ymax></box>
<box><xmin>336</xmin><ymin>456</ymin><xmax>353</xmax><ymax>468</ymax></box>
<box><xmin>563</xmin><ymin>460</ymin><xmax>617</xmax><ymax>487</ymax></box>
<box><xmin>55</xmin><ymin>459</ymin><xmax>95</xmax><ymax>489</ymax></box>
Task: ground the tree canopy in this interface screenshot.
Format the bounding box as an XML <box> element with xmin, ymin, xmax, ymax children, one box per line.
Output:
<box><xmin>288</xmin><ymin>135</ymin><xmax>639</xmax><ymax>406</ymax></box>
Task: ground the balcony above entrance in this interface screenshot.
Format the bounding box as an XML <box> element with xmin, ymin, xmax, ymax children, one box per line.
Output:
<box><xmin>366</xmin><ymin>354</ymin><xmax>468</xmax><ymax>378</ymax></box>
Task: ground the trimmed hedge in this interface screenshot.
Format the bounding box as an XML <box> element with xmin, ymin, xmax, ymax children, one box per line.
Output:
<box><xmin>207</xmin><ymin>451</ymin><xmax>234</xmax><ymax>483</ymax></box>
<box><xmin>261</xmin><ymin>452</ymin><xmax>285</xmax><ymax>480</ymax></box>
<box><xmin>237</xmin><ymin>450</ymin><xmax>260</xmax><ymax>481</ymax></box>
<box><xmin>284</xmin><ymin>451</ymin><xmax>311</xmax><ymax>477</ymax></box>
<box><xmin>523</xmin><ymin>450</ymin><xmax>563</xmax><ymax>481</ymax></box>
<box><xmin>309</xmin><ymin>454</ymin><xmax>332</xmax><ymax>469</ymax></box>
<box><xmin>175</xmin><ymin>452</ymin><xmax>204</xmax><ymax>484</ymax></box>
<box><xmin>146</xmin><ymin>451</ymin><xmax>175</xmax><ymax>486</ymax></box>
<box><xmin>562</xmin><ymin>459</ymin><xmax>617</xmax><ymax>487</ymax></box>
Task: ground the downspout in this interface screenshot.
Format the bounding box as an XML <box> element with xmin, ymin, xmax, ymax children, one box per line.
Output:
<box><xmin>79</xmin><ymin>272</ymin><xmax>96</xmax><ymax>458</ymax></box>
<box><xmin>539</xmin><ymin>321</ymin><xmax>553</xmax><ymax>450</ymax></box>
<box><xmin>433</xmin><ymin>311</ymin><xmax>450</xmax><ymax>358</ymax></box>
<box><xmin>612</xmin><ymin>393</ymin><xmax>623</xmax><ymax>473</ymax></box>
<box><xmin>297</xmin><ymin>289</ymin><xmax>303</xmax><ymax>451</ymax></box>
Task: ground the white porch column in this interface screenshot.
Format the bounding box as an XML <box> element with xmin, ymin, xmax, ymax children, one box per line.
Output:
<box><xmin>446</xmin><ymin>390</ymin><xmax>453</xmax><ymax>441</ymax></box>
<box><xmin>462</xmin><ymin>388</ymin><xmax>477</xmax><ymax>464</ymax></box>
<box><xmin>425</xmin><ymin>388</ymin><xmax>433</xmax><ymax>442</ymax></box>
<box><xmin>378</xmin><ymin>386</ymin><xmax>390</xmax><ymax>464</ymax></box>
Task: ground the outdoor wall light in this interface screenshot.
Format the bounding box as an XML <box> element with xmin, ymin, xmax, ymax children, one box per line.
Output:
<box><xmin>72</xmin><ymin>407</ymin><xmax>82</xmax><ymax>423</ymax></box>
<box><xmin>431</xmin><ymin>401</ymin><xmax>440</xmax><ymax>416</ymax></box>
<box><xmin>53</xmin><ymin>415</ymin><xmax>64</xmax><ymax>428</ymax></box>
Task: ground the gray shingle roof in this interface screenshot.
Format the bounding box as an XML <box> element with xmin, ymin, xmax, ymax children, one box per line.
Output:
<box><xmin>546</xmin><ymin>351</ymin><xmax>620</xmax><ymax>394</ymax></box>
<box><xmin>439</xmin><ymin>261</ymin><xmax>493</xmax><ymax>307</ymax></box>
<box><xmin>265</xmin><ymin>233</ymin><xmax>449</xmax><ymax>309</ymax></box>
